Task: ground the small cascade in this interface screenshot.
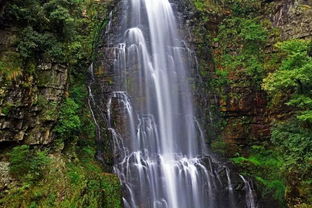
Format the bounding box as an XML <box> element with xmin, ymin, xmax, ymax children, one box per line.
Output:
<box><xmin>240</xmin><ymin>175</ymin><xmax>257</xmax><ymax>208</ymax></box>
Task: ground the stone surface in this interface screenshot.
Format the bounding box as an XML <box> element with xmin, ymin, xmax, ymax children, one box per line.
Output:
<box><xmin>0</xmin><ymin>162</ymin><xmax>14</xmax><ymax>191</ymax></box>
<box><xmin>270</xmin><ymin>0</ymin><xmax>312</xmax><ymax>40</ymax></box>
<box><xmin>0</xmin><ymin>28</ymin><xmax>68</xmax><ymax>145</ymax></box>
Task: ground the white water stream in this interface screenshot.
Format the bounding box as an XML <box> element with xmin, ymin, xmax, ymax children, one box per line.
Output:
<box><xmin>88</xmin><ymin>0</ymin><xmax>258</xmax><ymax>207</ymax></box>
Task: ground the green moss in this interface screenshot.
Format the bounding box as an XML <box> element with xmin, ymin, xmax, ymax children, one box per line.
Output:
<box><xmin>42</xmin><ymin>101</ymin><xmax>58</xmax><ymax>121</ymax></box>
<box><xmin>222</xmin><ymin>0</ymin><xmax>262</xmax><ymax>17</ymax></box>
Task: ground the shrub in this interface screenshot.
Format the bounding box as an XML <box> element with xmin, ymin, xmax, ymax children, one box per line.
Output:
<box><xmin>271</xmin><ymin>121</ymin><xmax>312</xmax><ymax>167</ymax></box>
<box><xmin>215</xmin><ymin>17</ymin><xmax>268</xmax><ymax>86</ymax></box>
<box><xmin>231</xmin><ymin>145</ymin><xmax>286</xmax><ymax>203</ymax></box>
<box><xmin>263</xmin><ymin>39</ymin><xmax>312</xmax><ymax>169</ymax></box>
<box><xmin>9</xmin><ymin>145</ymin><xmax>50</xmax><ymax>181</ymax></box>
<box><xmin>54</xmin><ymin>98</ymin><xmax>81</xmax><ymax>139</ymax></box>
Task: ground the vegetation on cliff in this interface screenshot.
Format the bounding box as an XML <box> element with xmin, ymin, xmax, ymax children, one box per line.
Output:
<box><xmin>0</xmin><ymin>142</ymin><xmax>122</xmax><ymax>208</ymax></box>
<box><xmin>193</xmin><ymin>0</ymin><xmax>312</xmax><ymax>207</ymax></box>
<box><xmin>0</xmin><ymin>0</ymin><xmax>122</xmax><ymax>207</ymax></box>
<box><xmin>0</xmin><ymin>0</ymin><xmax>311</xmax><ymax>207</ymax></box>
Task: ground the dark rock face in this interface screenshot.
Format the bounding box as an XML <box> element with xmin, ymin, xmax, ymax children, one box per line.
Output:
<box><xmin>87</xmin><ymin>0</ymin><xmax>120</xmax><ymax>170</ymax></box>
<box><xmin>0</xmin><ymin>29</ymin><xmax>68</xmax><ymax>145</ymax></box>
<box><xmin>270</xmin><ymin>0</ymin><xmax>312</xmax><ymax>40</ymax></box>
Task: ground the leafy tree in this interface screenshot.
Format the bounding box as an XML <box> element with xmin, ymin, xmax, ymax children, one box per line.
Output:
<box><xmin>262</xmin><ymin>39</ymin><xmax>312</xmax><ymax>204</ymax></box>
<box><xmin>263</xmin><ymin>40</ymin><xmax>312</xmax><ymax>125</ymax></box>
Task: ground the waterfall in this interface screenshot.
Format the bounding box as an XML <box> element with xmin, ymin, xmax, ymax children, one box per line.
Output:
<box><xmin>88</xmin><ymin>0</ymin><xmax>258</xmax><ymax>207</ymax></box>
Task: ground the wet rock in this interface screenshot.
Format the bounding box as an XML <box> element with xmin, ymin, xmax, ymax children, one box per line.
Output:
<box><xmin>0</xmin><ymin>162</ymin><xmax>14</xmax><ymax>191</ymax></box>
<box><xmin>270</xmin><ymin>0</ymin><xmax>312</xmax><ymax>40</ymax></box>
<box><xmin>0</xmin><ymin>61</ymin><xmax>68</xmax><ymax>144</ymax></box>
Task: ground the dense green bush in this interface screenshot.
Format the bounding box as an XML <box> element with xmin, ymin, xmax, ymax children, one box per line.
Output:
<box><xmin>2</xmin><ymin>0</ymin><xmax>109</xmax><ymax>69</ymax></box>
<box><xmin>263</xmin><ymin>40</ymin><xmax>312</xmax><ymax>165</ymax></box>
<box><xmin>263</xmin><ymin>40</ymin><xmax>312</xmax><ymax>122</ymax></box>
<box><xmin>54</xmin><ymin>98</ymin><xmax>81</xmax><ymax>139</ymax></box>
<box><xmin>261</xmin><ymin>39</ymin><xmax>312</xmax><ymax>205</ymax></box>
<box><xmin>231</xmin><ymin>145</ymin><xmax>286</xmax><ymax>204</ymax></box>
<box><xmin>214</xmin><ymin>17</ymin><xmax>268</xmax><ymax>87</ymax></box>
<box><xmin>9</xmin><ymin>145</ymin><xmax>50</xmax><ymax>181</ymax></box>
<box><xmin>2</xmin><ymin>143</ymin><xmax>122</xmax><ymax>208</ymax></box>
<box><xmin>272</xmin><ymin>121</ymin><xmax>312</xmax><ymax>166</ymax></box>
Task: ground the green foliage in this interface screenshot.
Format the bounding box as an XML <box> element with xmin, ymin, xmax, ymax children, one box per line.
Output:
<box><xmin>210</xmin><ymin>69</ymin><xmax>229</xmax><ymax>93</ymax></box>
<box><xmin>2</xmin><ymin>0</ymin><xmax>111</xmax><ymax>75</ymax></box>
<box><xmin>1</xmin><ymin>102</ymin><xmax>14</xmax><ymax>116</ymax></box>
<box><xmin>8</xmin><ymin>145</ymin><xmax>30</xmax><ymax>177</ymax></box>
<box><xmin>193</xmin><ymin>0</ymin><xmax>262</xmax><ymax>15</ymax></box>
<box><xmin>1</xmin><ymin>144</ymin><xmax>122</xmax><ymax>208</ymax></box>
<box><xmin>4</xmin><ymin>0</ymin><xmax>75</xmax><ymax>63</ymax></box>
<box><xmin>263</xmin><ymin>39</ymin><xmax>312</xmax><ymax>170</ymax></box>
<box><xmin>271</xmin><ymin>121</ymin><xmax>312</xmax><ymax>169</ymax></box>
<box><xmin>54</xmin><ymin>98</ymin><xmax>81</xmax><ymax>138</ymax></box>
<box><xmin>256</xmin><ymin>177</ymin><xmax>286</xmax><ymax>203</ymax></box>
<box><xmin>263</xmin><ymin>40</ymin><xmax>312</xmax><ymax>127</ymax></box>
<box><xmin>263</xmin><ymin>40</ymin><xmax>312</xmax><ymax>96</ymax></box>
<box><xmin>194</xmin><ymin>0</ymin><xmax>206</xmax><ymax>11</ymax></box>
<box><xmin>231</xmin><ymin>145</ymin><xmax>286</xmax><ymax>204</ymax></box>
<box><xmin>210</xmin><ymin>138</ymin><xmax>228</xmax><ymax>154</ymax></box>
<box><xmin>17</xmin><ymin>26</ymin><xmax>65</xmax><ymax>61</ymax></box>
<box><xmin>215</xmin><ymin>17</ymin><xmax>268</xmax><ymax>87</ymax></box>
<box><xmin>260</xmin><ymin>39</ymin><xmax>312</xmax><ymax>205</ymax></box>
<box><xmin>9</xmin><ymin>145</ymin><xmax>50</xmax><ymax>181</ymax></box>
<box><xmin>67</xmin><ymin>164</ymin><xmax>83</xmax><ymax>185</ymax></box>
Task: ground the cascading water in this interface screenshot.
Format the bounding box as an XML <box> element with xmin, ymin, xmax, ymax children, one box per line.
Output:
<box><xmin>88</xmin><ymin>0</ymin><xmax>258</xmax><ymax>207</ymax></box>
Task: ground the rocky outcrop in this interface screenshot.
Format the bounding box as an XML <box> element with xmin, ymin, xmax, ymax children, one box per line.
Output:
<box><xmin>0</xmin><ymin>28</ymin><xmax>68</xmax><ymax>145</ymax></box>
<box><xmin>87</xmin><ymin>0</ymin><xmax>120</xmax><ymax>170</ymax></box>
<box><xmin>270</xmin><ymin>0</ymin><xmax>312</xmax><ymax>40</ymax></box>
<box><xmin>0</xmin><ymin>162</ymin><xmax>14</xmax><ymax>191</ymax></box>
